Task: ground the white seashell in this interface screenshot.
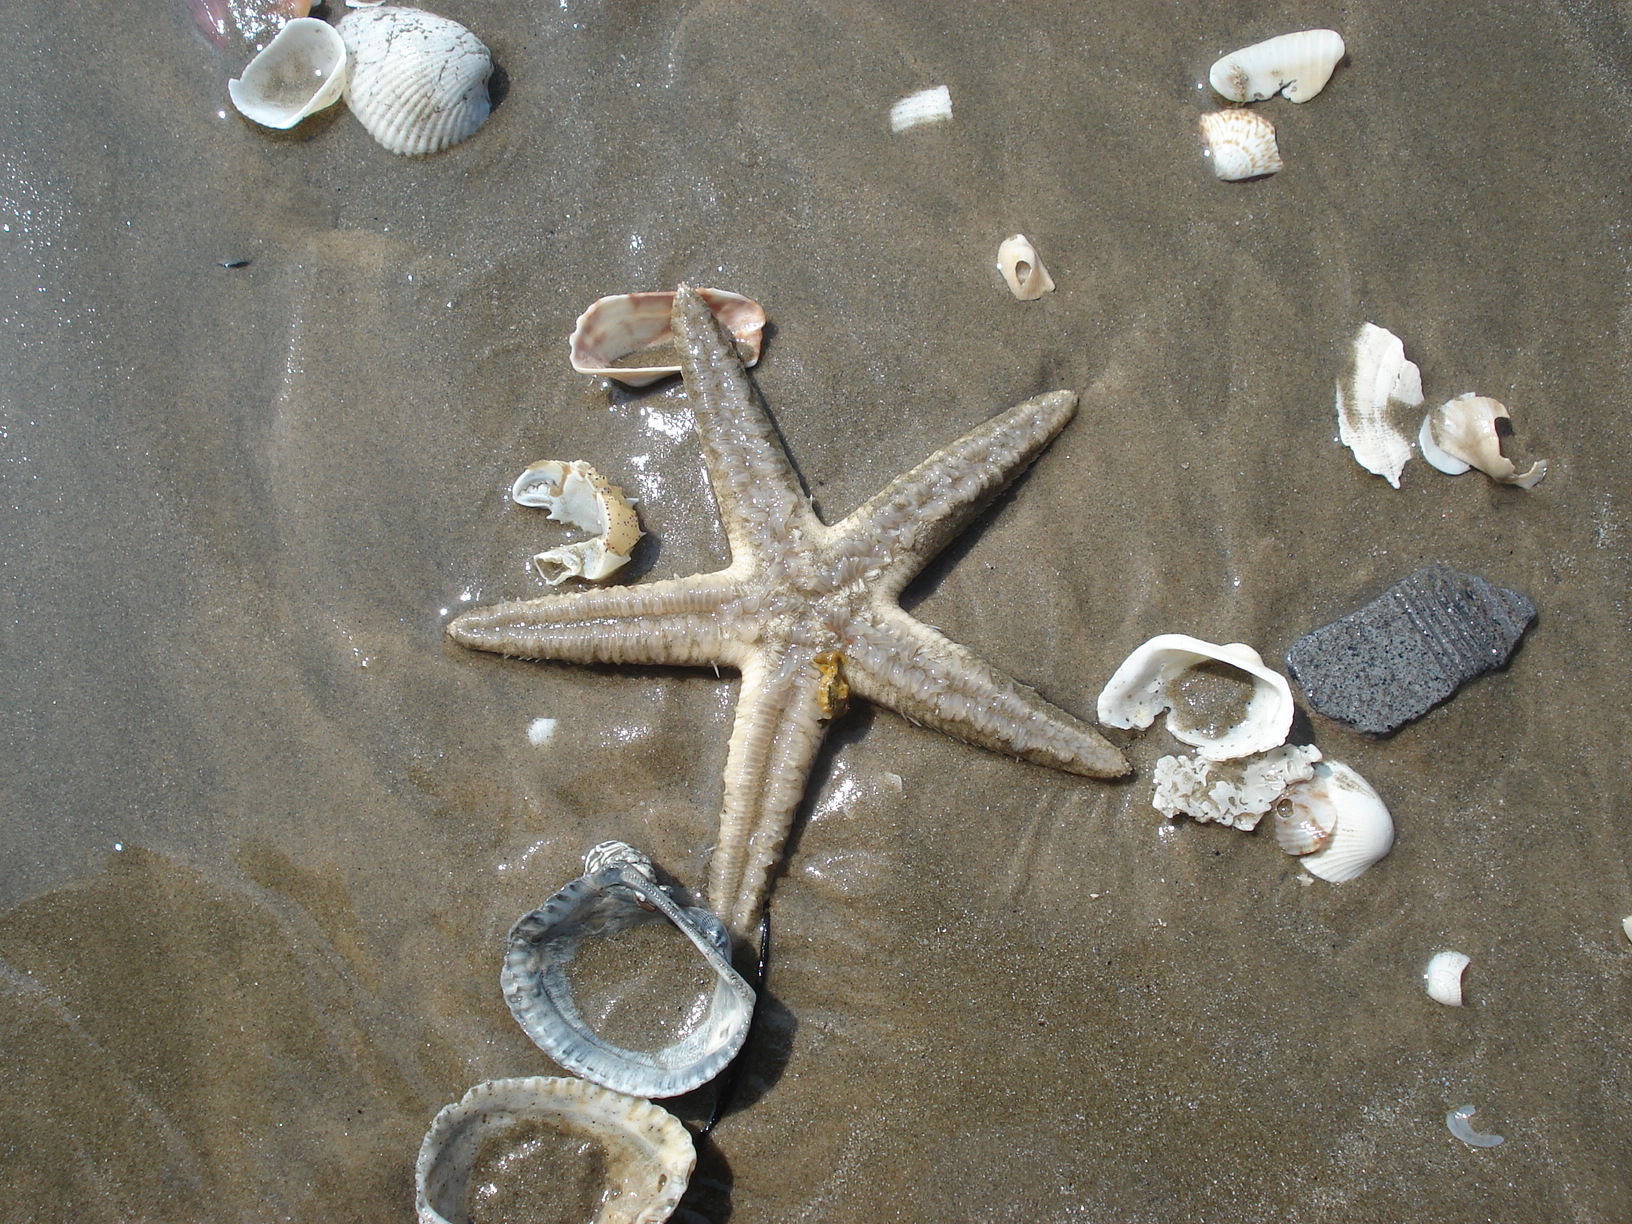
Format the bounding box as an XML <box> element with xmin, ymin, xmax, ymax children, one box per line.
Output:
<box><xmin>511</xmin><ymin>459</ymin><xmax>644</xmax><ymax>584</ymax></box>
<box><xmin>1198</xmin><ymin>110</ymin><xmax>1282</xmax><ymax>181</ymax></box>
<box><xmin>890</xmin><ymin>85</ymin><xmax>952</xmax><ymax>132</ymax></box>
<box><xmin>569</xmin><ymin>288</ymin><xmax>767</xmax><ymax>388</ymax></box>
<box><xmin>1446</xmin><ymin>1104</ymin><xmax>1505</xmax><ymax>1148</ymax></box>
<box><xmin>1151</xmin><ymin>743</ymin><xmax>1322</xmax><ymax>831</ymax></box>
<box><xmin>1272</xmin><ymin>776</ymin><xmax>1339</xmax><ymax>855</ymax></box>
<box><xmin>227</xmin><ymin>17</ymin><xmax>348</xmax><ymax>130</ymax></box>
<box><xmin>1423</xmin><ymin>949</ymin><xmax>1471</xmax><ymax>1006</ymax></box>
<box><xmin>1287</xmin><ymin>760</ymin><xmax>1394</xmax><ymax>882</ymax></box>
<box><xmin>1623</xmin><ymin>915</ymin><xmax>1632</xmax><ymax>944</ymax></box>
<box><xmin>1209</xmin><ymin>29</ymin><xmax>1346</xmax><ymax>104</ymax></box>
<box><xmin>1418</xmin><ymin>393</ymin><xmax>1547</xmax><ymax>488</ymax></box>
<box><xmin>337</xmin><ymin>6</ymin><xmax>492</xmax><ymax>156</ymax></box>
<box><xmin>1097</xmin><ymin>634</ymin><xmax>1295</xmax><ymax>762</ymax></box>
<box><xmin>415</xmin><ymin>1076</ymin><xmax>695</xmax><ymax>1224</ymax></box>
<box><xmin>1337</xmin><ymin>322</ymin><xmax>1424</xmax><ymax>488</ymax></box>
<box><xmin>996</xmin><ymin>234</ymin><xmax>1056</xmax><ymax>300</ymax></box>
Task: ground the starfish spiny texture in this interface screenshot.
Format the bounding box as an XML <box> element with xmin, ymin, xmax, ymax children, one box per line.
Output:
<box><xmin>448</xmin><ymin>285</ymin><xmax>1128</xmax><ymax>942</ymax></box>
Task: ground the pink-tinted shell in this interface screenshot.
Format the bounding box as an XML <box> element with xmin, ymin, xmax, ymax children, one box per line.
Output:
<box><xmin>569</xmin><ymin>288</ymin><xmax>767</xmax><ymax>387</ymax></box>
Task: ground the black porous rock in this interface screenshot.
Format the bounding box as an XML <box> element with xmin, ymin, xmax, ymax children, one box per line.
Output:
<box><xmin>1286</xmin><ymin>564</ymin><xmax>1536</xmax><ymax>736</ymax></box>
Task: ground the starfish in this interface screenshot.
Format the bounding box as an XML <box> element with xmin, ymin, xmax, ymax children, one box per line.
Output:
<box><xmin>448</xmin><ymin>285</ymin><xmax>1128</xmax><ymax>944</ymax></box>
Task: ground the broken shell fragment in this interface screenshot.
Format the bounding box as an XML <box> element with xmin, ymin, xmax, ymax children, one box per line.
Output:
<box><xmin>1424</xmin><ymin>949</ymin><xmax>1471</xmax><ymax>1006</ymax></box>
<box><xmin>1337</xmin><ymin>322</ymin><xmax>1424</xmax><ymax>488</ymax></box>
<box><xmin>569</xmin><ymin>289</ymin><xmax>767</xmax><ymax>388</ymax></box>
<box><xmin>511</xmin><ymin>459</ymin><xmax>644</xmax><ymax>584</ymax></box>
<box><xmin>1097</xmin><ymin>634</ymin><xmax>1295</xmax><ymax>761</ymax></box>
<box><xmin>502</xmin><ymin>846</ymin><xmax>756</xmax><ymax>1098</ymax></box>
<box><xmin>337</xmin><ymin>5</ymin><xmax>493</xmax><ymax>156</ymax></box>
<box><xmin>1209</xmin><ymin>29</ymin><xmax>1346</xmax><ymax>104</ymax></box>
<box><xmin>415</xmin><ymin>1076</ymin><xmax>695</xmax><ymax>1224</ymax></box>
<box><xmin>1198</xmin><ymin>110</ymin><xmax>1282</xmax><ymax>181</ymax></box>
<box><xmin>226</xmin><ymin>17</ymin><xmax>348</xmax><ymax>129</ymax></box>
<box><xmin>1152</xmin><ymin>743</ymin><xmax>1322</xmax><ymax>830</ymax></box>
<box><xmin>1419</xmin><ymin>393</ymin><xmax>1547</xmax><ymax>488</ymax></box>
<box><xmin>1285</xmin><ymin>760</ymin><xmax>1393</xmax><ymax>882</ymax></box>
<box><xmin>1446</xmin><ymin>1104</ymin><xmax>1505</xmax><ymax>1148</ymax></box>
<box><xmin>890</xmin><ymin>85</ymin><xmax>952</xmax><ymax>132</ymax></box>
<box><xmin>996</xmin><ymin>234</ymin><xmax>1056</xmax><ymax>300</ymax></box>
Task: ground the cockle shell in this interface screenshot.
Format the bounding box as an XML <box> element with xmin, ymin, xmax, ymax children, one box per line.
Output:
<box><xmin>1418</xmin><ymin>393</ymin><xmax>1547</xmax><ymax>488</ymax></box>
<box><xmin>511</xmin><ymin>459</ymin><xmax>644</xmax><ymax>584</ymax></box>
<box><xmin>996</xmin><ymin>234</ymin><xmax>1056</xmax><ymax>300</ymax></box>
<box><xmin>415</xmin><ymin>1076</ymin><xmax>695</xmax><ymax>1224</ymax></box>
<box><xmin>1198</xmin><ymin>109</ymin><xmax>1282</xmax><ymax>181</ymax></box>
<box><xmin>1337</xmin><ymin>322</ymin><xmax>1424</xmax><ymax>488</ymax></box>
<box><xmin>1097</xmin><ymin>634</ymin><xmax>1295</xmax><ymax>762</ymax></box>
<box><xmin>1423</xmin><ymin>949</ymin><xmax>1471</xmax><ymax>1006</ymax></box>
<box><xmin>569</xmin><ymin>289</ymin><xmax>767</xmax><ymax>388</ymax></box>
<box><xmin>1209</xmin><ymin>29</ymin><xmax>1346</xmax><ymax>104</ymax></box>
<box><xmin>1284</xmin><ymin>760</ymin><xmax>1393</xmax><ymax>882</ymax></box>
<box><xmin>336</xmin><ymin>6</ymin><xmax>492</xmax><ymax>156</ymax></box>
<box><xmin>227</xmin><ymin>17</ymin><xmax>348</xmax><ymax>129</ymax></box>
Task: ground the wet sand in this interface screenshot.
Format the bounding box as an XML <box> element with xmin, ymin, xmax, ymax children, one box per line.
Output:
<box><xmin>3</xmin><ymin>1</ymin><xmax>1631</xmax><ymax>1220</ymax></box>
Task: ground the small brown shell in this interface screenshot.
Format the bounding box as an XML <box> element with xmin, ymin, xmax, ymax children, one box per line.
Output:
<box><xmin>570</xmin><ymin>288</ymin><xmax>767</xmax><ymax>387</ymax></box>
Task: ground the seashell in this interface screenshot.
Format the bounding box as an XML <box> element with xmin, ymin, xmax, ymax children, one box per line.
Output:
<box><xmin>1209</xmin><ymin>29</ymin><xmax>1346</xmax><ymax>104</ymax></box>
<box><xmin>1097</xmin><ymin>634</ymin><xmax>1295</xmax><ymax>762</ymax></box>
<box><xmin>890</xmin><ymin>85</ymin><xmax>952</xmax><ymax>132</ymax></box>
<box><xmin>1198</xmin><ymin>110</ymin><xmax>1282</xmax><ymax>181</ymax></box>
<box><xmin>1418</xmin><ymin>393</ymin><xmax>1547</xmax><ymax>488</ymax></box>
<box><xmin>226</xmin><ymin>17</ymin><xmax>348</xmax><ymax>130</ymax></box>
<box><xmin>1423</xmin><ymin>949</ymin><xmax>1471</xmax><ymax>1006</ymax></box>
<box><xmin>191</xmin><ymin>0</ymin><xmax>314</xmax><ymax>54</ymax></box>
<box><xmin>415</xmin><ymin>1076</ymin><xmax>695</xmax><ymax>1224</ymax></box>
<box><xmin>1446</xmin><ymin>1104</ymin><xmax>1505</xmax><ymax>1148</ymax></box>
<box><xmin>511</xmin><ymin>459</ymin><xmax>644</xmax><ymax>585</ymax></box>
<box><xmin>569</xmin><ymin>289</ymin><xmax>767</xmax><ymax>388</ymax></box>
<box><xmin>996</xmin><ymin>234</ymin><xmax>1056</xmax><ymax>300</ymax></box>
<box><xmin>337</xmin><ymin>6</ymin><xmax>493</xmax><ymax>156</ymax></box>
<box><xmin>1284</xmin><ymin>760</ymin><xmax>1393</xmax><ymax>882</ymax></box>
<box><xmin>1337</xmin><ymin>322</ymin><xmax>1424</xmax><ymax>488</ymax></box>
<box><xmin>1272</xmin><ymin>773</ymin><xmax>1338</xmax><ymax>855</ymax></box>
<box><xmin>502</xmin><ymin>846</ymin><xmax>756</xmax><ymax>1098</ymax></box>
<box><xmin>1151</xmin><ymin>743</ymin><xmax>1322</xmax><ymax>831</ymax></box>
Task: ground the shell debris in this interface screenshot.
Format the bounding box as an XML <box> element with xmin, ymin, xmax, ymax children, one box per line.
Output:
<box><xmin>1198</xmin><ymin>109</ymin><xmax>1282</xmax><ymax>181</ymax></box>
<box><xmin>511</xmin><ymin>459</ymin><xmax>643</xmax><ymax>585</ymax></box>
<box><xmin>1446</xmin><ymin>1104</ymin><xmax>1505</xmax><ymax>1149</ymax></box>
<box><xmin>1337</xmin><ymin>322</ymin><xmax>1424</xmax><ymax>487</ymax></box>
<box><xmin>1423</xmin><ymin>949</ymin><xmax>1471</xmax><ymax>1006</ymax></box>
<box><xmin>996</xmin><ymin>234</ymin><xmax>1056</xmax><ymax>300</ymax></box>
<box><xmin>1152</xmin><ymin>743</ymin><xmax>1322</xmax><ymax>831</ymax></box>
<box><xmin>1419</xmin><ymin>393</ymin><xmax>1547</xmax><ymax>488</ymax></box>
<box><xmin>890</xmin><ymin>85</ymin><xmax>952</xmax><ymax>132</ymax></box>
<box><xmin>570</xmin><ymin>289</ymin><xmax>767</xmax><ymax>388</ymax></box>
<box><xmin>1209</xmin><ymin>29</ymin><xmax>1346</xmax><ymax>104</ymax></box>
<box><xmin>227</xmin><ymin>17</ymin><xmax>348</xmax><ymax>129</ymax></box>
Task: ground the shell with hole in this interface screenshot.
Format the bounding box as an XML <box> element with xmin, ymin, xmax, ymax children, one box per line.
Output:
<box><xmin>996</xmin><ymin>234</ymin><xmax>1056</xmax><ymax>300</ymax></box>
<box><xmin>415</xmin><ymin>1076</ymin><xmax>694</xmax><ymax>1224</ymax></box>
<box><xmin>570</xmin><ymin>289</ymin><xmax>767</xmax><ymax>387</ymax></box>
<box><xmin>1209</xmin><ymin>29</ymin><xmax>1346</xmax><ymax>104</ymax></box>
<box><xmin>1337</xmin><ymin>322</ymin><xmax>1423</xmax><ymax>488</ymax></box>
<box><xmin>336</xmin><ymin>6</ymin><xmax>492</xmax><ymax>155</ymax></box>
<box><xmin>1097</xmin><ymin>634</ymin><xmax>1295</xmax><ymax>761</ymax></box>
<box><xmin>1419</xmin><ymin>393</ymin><xmax>1547</xmax><ymax>488</ymax></box>
<box><xmin>511</xmin><ymin>459</ymin><xmax>644</xmax><ymax>584</ymax></box>
<box><xmin>227</xmin><ymin>17</ymin><xmax>348</xmax><ymax>129</ymax></box>
<box><xmin>1198</xmin><ymin>110</ymin><xmax>1282</xmax><ymax>181</ymax></box>
<box><xmin>1282</xmin><ymin>760</ymin><xmax>1393</xmax><ymax>882</ymax></box>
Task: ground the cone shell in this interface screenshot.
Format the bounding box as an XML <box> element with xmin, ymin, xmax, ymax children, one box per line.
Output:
<box><xmin>570</xmin><ymin>289</ymin><xmax>767</xmax><ymax>387</ymax></box>
<box><xmin>1209</xmin><ymin>29</ymin><xmax>1346</xmax><ymax>104</ymax></box>
<box><xmin>415</xmin><ymin>1076</ymin><xmax>694</xmax><ymax>1224</ymax></box>
<box><xmin>337</xmin><ymin>6</ymin><xmax>492</xmax><ymax>156</ymax></box>
<box><xmin>1287</xmin><ymin>760</ymin><xmax>1394</xmax><ymax>882</ymax></box>
<box><xmin>1199</xmin><ymin>110</ymin><xmax>1282</xmax><ymax>181</ymax></box>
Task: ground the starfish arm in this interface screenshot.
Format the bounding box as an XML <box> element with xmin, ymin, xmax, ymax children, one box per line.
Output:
<box><xmin>445</xmin><ymin>572</ymin><xmax>746</xmax><ymax>667</ymax></box>
<box><xmin>843</xmin><ymin>604</ymin><xmax>1129</xmax><ymax>779</ymax></box>
<box><xmin>706</xmin><ymin>644</ymin><xmax>831</xmax><ymax>942</ymax></box>
<box><xmin>828</xmin><ymin>390</ymin><xmax>1078</xmax><ymax>599</ymax></box>
<box><xmin>673</xmin><ymin>284</ymin><xmax>822</xmax><ymax>566</ymax></box>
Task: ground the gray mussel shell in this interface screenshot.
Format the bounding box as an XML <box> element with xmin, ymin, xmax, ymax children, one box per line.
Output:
<box><xmin>502</xmin><ymin>862</ymin><xmax>756</xmax><ymax>1098</ymax></box>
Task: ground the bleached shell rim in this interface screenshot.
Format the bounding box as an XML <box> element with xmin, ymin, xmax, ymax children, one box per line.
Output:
<box><xmin>338</xmin><ymin>7</ymin><xmax>492</xmax><ymax>156</ymax></box>
<box><xmin>415</xmin><ymin>1075</ymin><xmax>694</xmax><ymax>1224</ymax></box>
<box><xmin>227</xmin><ymin>18</ymin><xmax>348</xmax><ymax>130</ymax></box>
<box><xmin>569</xmin><ymin>288</ymin><xmax>767</xmax><ymax>386</ymax></box>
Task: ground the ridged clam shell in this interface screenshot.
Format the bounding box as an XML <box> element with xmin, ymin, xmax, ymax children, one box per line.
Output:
<box><xmin>570</xmin><ymin>289</ymin><xmax>767</xmax><ymax>387</ymax></box>
<box><xmin>1288</xmin><ymin>760</ymin><xmax>1394</xmax><ymax>882</ymax></box>
<box><xmin>1423</xmin><ymin>949</ymin><xmax>1470</xmax><ymax>1006</ymax></box>
<box><xmin>1198</xmin><ymin>110</ymin><xmax>1281</xmax><ymax>181</ymax></box>
<box><xmin>337</xmin><ymin>6</ymin><xmax>492</xmax><ymax>156</ymax></box>
<box><xmin>1209</xmin><ymin>29</ymin><xmax>1346</xmax><ymax>104</ymax></box>
<box><xmin>415</xmin><ymin>1076</ymin><xmax>694</xmax><ymax>1224</ymax></box>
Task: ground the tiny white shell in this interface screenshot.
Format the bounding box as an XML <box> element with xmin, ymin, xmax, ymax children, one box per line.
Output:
<box><xmin>996</xmin><ymin>234</ymin><xmax>1056</xmax><ymax>300</ymax></box>
<box><xmin>337</xmin><ymin>6</ymin><xmax>493</xmax><ymax>156</ymax></box>
<box><xmin>1209</xmin><ymin>29</ymin><xmax>1346</xmax><ymax>104</ymax></box>
<box><xmin>1198</xmin><ymin>110</ymin><xmax>1282</xmax><ymax>181</ymax></box>
<box><xmin>1097</xmin><ymin>634</ymin><xmax>1295</xmax><ymax>761</ymax></box>
<box><xmin>227</xmin><ymin>17</ymin><xmax>348</xmax><ymax>130</ymax></box>
<box><xmin>1446</xmin><ymin>1104</ymin><xmax>1505</xmax><ymax>1148</ymax></box>
<box><xmin>890</xmin><ymin>85</ymin><xmax>952</xmax><ymax>132</ymax></box>
<box><xmin>1418</xmin><ymin>393</ymin><xmax>1547</xmax><ymax>488</ymax></box>
<box><xmin>511</xmin><ymin>459</ymin><xmax>643</xmax><ymax>584</ymax></box>
<box><xmin>569</xmin><ymin>288</ymin><xmax>767</xmax><ymax>387</ymax></box>
<box><xmin>1288</xmin><ymin>760</ymin><xmax>1394</xmax><ymax>882</ymax></box>
<box><xmin>1337</xmin><ymin>322</ymin><xmax>1424</xmax><ymax>488</ymax></box>
<box><xmin>1423</xmin><ymin>950</ymin><xmax>1471</xmax><ymax>1006</ymax></box>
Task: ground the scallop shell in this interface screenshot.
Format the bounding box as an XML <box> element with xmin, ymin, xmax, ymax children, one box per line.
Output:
<box><xmin>511</xmin><ymin>459</ymin><xmax>644</xmax><ymax>584</ymax></box>
<box><xmin>1286</xmin><ymin>760</ymin><xmax>1394</xmax><ymax>882</ymax></box>
<box><xmin>415</xmin><ymin>1076</ymin><xmax>695</xmax><ymax>1224</ymax></box>
<box><xmin>502</xmin><ymin>852</ymin><xmax>756</xmax><ymax>1098</ymax></box>
<box><xmin>996</xmin><ymin>234</ymin><xmax>1056</xmax><ymax>300</ymax></box>
<box><xmin>1097</xmin><ymin>634</ymin><xmax>1295</xmax><ymax>761</ymax></box>
<box><xmin>337</xmin><ymin>6</ymin><xmax>492</xmax><ymax>156</ymax></box>
<box><xmin>1209</xmin><ymin>29</ymin><xmax>1346</xmax><ymax>104</ymax></box>
<box><xmin>1198</xmin><ymin>110</ymin><xmax>1282</xmax><ymax>181</ymax></box>
<box><xmin>1418</xmin><ymin>393</ymin><xmax>1547</xmax><ymax>488</ymax></box>
<box><xmin>569</xmin><ymin>289</ymin><xmax>767</xmax><ymax>388</ymax></box>
<box><xmin>227</xmin><ymin>17</ymin><xmax>348</xmax><ymax>129</ymax></box>
<box><xmin>1423</xmin><ymin>949</ymin><xmax>1470</xmax><ymax>1006</ymax></box>
<box><xmin>1337</xmin><ymin>322</ymin><xmax>1424</xmax><ymax>488</ymax></box>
